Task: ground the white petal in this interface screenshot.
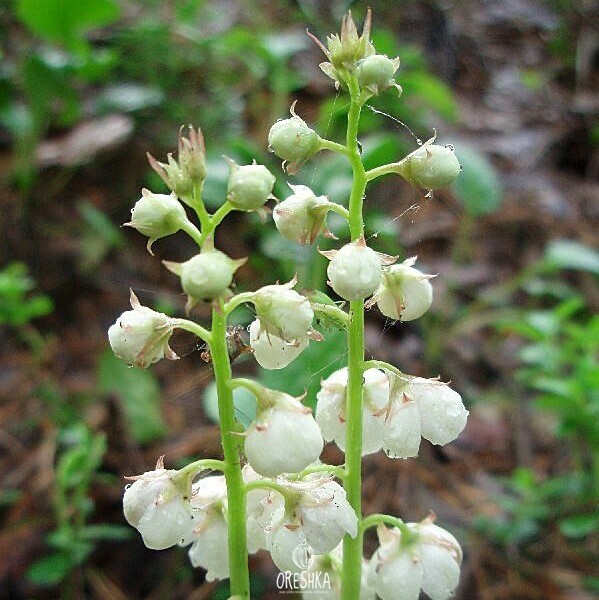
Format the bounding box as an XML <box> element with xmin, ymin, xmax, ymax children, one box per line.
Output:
<box><xmin>383</xmin><ymin>398</ymin><xmax>421</xmax><ymax>459</ymax></box>
<box><xmin>250</xmin><ymin>319</ymin><xmax>308</xmax><ymax>369</ymax></box>
<box><xmin>247</xmin><ymin>492</ymin><xmax>283</xmax><ymax>553</ymax></box>
<box><xmin>245</xmin><ymin>408</ymin><xmax>323</xmax><ymax>477</ymax></box>
<box><xmin>413</xmin><ymin>380</ymin><xmax>468</xmax><ymax>446</ymax></box>
<box><xmin>300</xmin><ymin>482</ymin><xmax>358</xmax><ymax>554</ymax></box>
<box><xmin>420</xmin><ymin>543</ymin><xmax>461</xmax><ymax>600</ymax></box>
<box><xmin>369</xmin><ymin>550</ymin><xmax>423</xmax><ymax>600</ymax></box>
<box><xmin>188</xmin><ymin>516</ymin><xmax>229</xmax><ymax>581</ymax></box>
<box><xmin>137</xmin><ymin>496</ymin><xmax>194</xmax><ymax>550</ymax></box>
<box><xmin>268</xmin><ymin>521</ymin><xmax>313</xmax><ymax>574</ymax></box>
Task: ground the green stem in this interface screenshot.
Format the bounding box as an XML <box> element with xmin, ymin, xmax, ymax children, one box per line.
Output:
<box><xmin>342</xmin><ymin>75</ymin><xmax>367</xmax><ymax>600</ymax></box>
<box><xmin>199</xmin><ymin>201</ymin><xmax>235</xmax><ymax>246</ymax></box>
<box><xmin>364</xmin><ymin>161</ymin><xmax>402</xmax><ymax>182</ymax></box>
<box><xmin>359</xmin><ymin>513</ymin><xmax>407</xmax><ymax>536</ymax></box>
<box><xmin>179</xmin><ymin>220</ymin><xmax>204</xmax><ymax>247</ymax></box>
<box><xmin>172</xmin><ymin>317</ymin><xmax>212</xmax><ymax>343</ymax></box>
<box><xmin>319</xmin><ymin>137</ymin><xmax>350</xmax><ymax>156</ymax></box>
<box><xmin>190</xmin><ymin>183</ymin><xmax>211</xmax><ymax>231</ymax></box>
<box><xmin>363</xmin><ymin>359</ymin><xmax>409</xmax><ymax>382</ymax></box>
<box><xmin>209</xmin><ymin>303</ymin><xmax>250</xmax><ymax>598</ymax></box>
<box><xmin>224</xmin><ymin>292</ymin><xmax>256</xmax><ymax>316</ymax></box>
<box><xmin>311</xmin><ymin>303</ymin><xmax>349</xmax><ymax>327</ymax></box>
<box><xmin>327</xmin><ymin>203</ymin><xmax>351</xmax><ymax>220</ymax></box>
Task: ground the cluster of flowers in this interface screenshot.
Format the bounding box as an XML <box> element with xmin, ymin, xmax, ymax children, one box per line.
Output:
<box><xmin>124</xmin><ymin>458</ymin><xmax>461</xmax><ymax>600</ymax></box>
<box><xmin>108</xmin><ymin>10</ymin><xmax>468</xmax><ymax>599</ymax></box>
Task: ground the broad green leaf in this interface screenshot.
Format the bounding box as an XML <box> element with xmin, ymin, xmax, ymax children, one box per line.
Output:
<box><xmin>452</xmin><ymin>144</ymin><xmax>503</xmax><ymax>216</ymax></box>
<box><xmin>559</xmin><ymin>514</ymin><xmax>599</xmax><ymax>539</ymax></box>
<box><xmin>27</xmin><ymin>553</ymin><xmax>73</xmax><ymax>586</ymax></box>
<box><xmin>81</xmin><ymin>524</ymin><xmax>132</xmax><ymax>541</ymax></box>
<box><xmin>400</xmin><ymin>71</ymin><xmax>457</xmax><ymax>121</ymax></box>
<box><xmin>544</xmin><ymin>240</ymin><xmax>599</xmax><ymax>275</ymax></box>
<box><xmin>98</xmin><ymin>350</ymin><xmax>166</xmax><ymax>444</ymax></box>
<box><xmin>16</xmin><ymin>0</ymin><xmax>120</xmax><ymax>49</ymax></box>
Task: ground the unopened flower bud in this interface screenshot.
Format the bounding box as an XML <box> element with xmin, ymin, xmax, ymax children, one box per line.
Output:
<box><xmin>370</xmin><ymin>257</ymin><xmax>433</xmax><ymax>321</ymax></box>
<box><xmin>123</xmin><ymin>457</ymin><xmax>194</xmax><ymax>550</ymax></box>
<box><xmin>273</xmin><ymin>184</ymin><xmax>333</xmax><ymax>245</ymax></box>
<box><xmin>163</xmin><ymin>248</ymin><xmax>246</xmax><ymax>310</ymax></box>
<box><xmin>268</xmin><ymin>104</ymin><xmax>321</xmax><ymax>173</ymax></box>
<box><xmin>356</xmin><ymin>54</ymin><xmax>401</xmax><ymax>94</ymax></box>
<box><xmin>125</xmin><ymin>189</ymin><xmax>191</xmax><ymax>254</ymax></box>
<box><xmin>323</xmin><ymin>238</ymin><xmax>389</xmax><ymax>301</ymax></box>
<box><xmin>108</xmin><ymin>290</ymin><xmax>178</xmax><ymax>369</ymax></box>
<box><xmin>249</xmin><ymin>318</ymin><xmax>309</xmax><ymax>370</ymax></box>
<box><xmin>226</xmin><ymin>161</ymin><xmax>276</xmax><ymax>211</ymax></box>
<box><xmin>147</xmin><ymin>126</ymin><xmax>207</xmax><ymax>199</ymax></box>
<box><xmin>252</xmin><ymin>280</ymin><xmax>314</xmax><ymax>342</ymax></box>
<box><xmin>244</xmin><ymin>387</ymin><xmax>323</xmax><ymax>477</ymax></box>
<box><xmin>316</xmin><ymin>367</ymin><xmax>389</xmax><ymax>455</ymax></box>
<box><xmin>397</xmin><ymin>143</ymin><xmax>461</xmax><ymax>190</ymax></box>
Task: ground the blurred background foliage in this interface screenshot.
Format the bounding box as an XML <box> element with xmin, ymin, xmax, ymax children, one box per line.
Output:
<box><xmin>0</xmin><ymin>0</ymin><xmax>597</xmax><ymax>598</ymax></box>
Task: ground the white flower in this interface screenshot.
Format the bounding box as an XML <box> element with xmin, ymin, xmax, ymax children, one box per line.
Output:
<box><xmin>369</xmin><ymin>257</ymin><xmax>434</xmax><ymax>322</ymax></box>
<box><xmin>383</xmin><ymin>394</ymin><xmax>421</xmax><ymax>459</ymax></box>
<box><xmin>249</xmin><ymin>318</ymin><xmax>308</xmax><ymax>369</ymax></box>
<box><xmin>243</xmin><ymin>465</ymin><xmax>283</xmax><ymax>553</ymax></box>
<box><xmin>302</xmin><ymin>545</ymin><xmax>376</xmax><ymax>599</ymax></box>
<box><xmin>273</xmin><ymin>184</ymin><xmax>332</xmax><ymax>244</ymax></box>
<box><xmin>316</xmin><ymin>368</ymin><xmax>389</xmax><ymax>455</ymax></box>
<box><xmin>382</xmin><ymin>374</ymin><xmax>468</xmax><ymax>458</ymax></box>
<box><xmin>252</xmin><ymin>280</ymin><xmax>314</xmax><ymax>342</ymax></box>
<box><xmin>325</xmin><ymin>239</ymin><xmax>382</xmax><ymax>301</ymax></box>
<box><xmin>266</xmin><ymin>477</ymin><xmax>358</xmax><ymax>573</ymax></box>
<box><xmin>368</xmin><ymin>517</ymin><xmax>462</xmax><ymax>600</ymax></box>
<box><xmin>123</xmin><ymin>457</ymin><xmax>193</xmax><ymax>550</ymax></box>
<box><xmin>108</xmin><ymin>290</ymin><xmax>177</xmax><ymax>369</ymax></box>
<box><xmin>184</xmin><ymin>475</ymin><xmax>229</xmax><ymax>581</ymax></box>
<box><xmin>409</xmin><ymin>378</ymin><xmax>468</xmax><ymax>446</ymax></box>
<box><xmin>244</xmin><ymin>392</ymin><xmax>323</xmax><ymax>477</ymax></box>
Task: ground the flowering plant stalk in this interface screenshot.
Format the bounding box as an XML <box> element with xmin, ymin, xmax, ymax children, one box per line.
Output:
<box><xmin>109</xmin><ymin>10</ymin><xmax>467</xmax><ymax>600</ymax></box>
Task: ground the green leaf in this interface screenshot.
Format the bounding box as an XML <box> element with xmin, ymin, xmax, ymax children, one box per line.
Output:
<box><xmin>559</xmin><ymin>514</ymin><xmax>599</xmax><ymax>539</ymax></box>
<box><xmin>98</xmin><ymin>350</ymin><xmax>166</xmax><ymax>444</ymax></box>
<box><xmin>27</xmin><ymin>553</ymin><xmax>73</xmax><ymax>586</ymax></box>
<box><xmin>400</xmin><ymin>71</ymin><xmax>457</xmax><ymax>121</ymax></box>
<box><xmin>544</xmin><ymin>240</ymin><xmax>599</xmax><ymax>275</ymax></box>
<box><xmin>202</xmin><ymin>381</ymin><xmax>256</xmax><ymax>429</ymax></box>
<box><xmin>16</xmin><ymin>0</ymin><xmax>120</xmax><ymax>50</ymax></box>
<box><xmin>451</xmin><ymin>144</ymin><xmax>503</xmax><ymax>216</ymax></box>
<box><xmin>81</xmin><ymin>524</ymin><xmax>132</xmax><ymax>541</ymax></box>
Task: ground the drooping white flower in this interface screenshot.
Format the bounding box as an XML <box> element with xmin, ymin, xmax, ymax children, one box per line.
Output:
<box><xmin>368</xmin><ymin>516</ymin><xmax>462</xmax><ymax>600</ymax></box>
<box><xmin>316</xmin><ymin>367</ymin><xmax>389</xmax><ymax>455</ymax></box>
<box><xmin>324</xmin><ymin>239</ymin><xmax>383</xmax><ymax>301</ymax></box>
<box><xmin>367</xmin><ymin>257</ymin><xmax>434</xmax><ymax>322</ymax></box>
<box><xmin>382</xmin><ymin>393</ymin><xmax>421</xmax><ymax>459</ymax></box>
<box><xmin>249</xmin><ymin>318</ymin><xmax>309</xmax><ymax>370</ymax></box>
<box><xmin>252</xmin><ymin>280</ymin><xmax>315</xmax><ymax>343</ymax></box>
<box><xmin>266</xmin><ymin>477</ymin><xmax>358</xmax><ymax>573</ymax></box>
<box><xmin>184</xmin><ymin>475</ymin><xmax>229</xmax><ymax>581</ymax></box>
<box><xmin>108</xmin><ymin>290</ymin><xmax>178</xmax><ymax>369</ymax></box>
<box><xmin>409</xmin><ymin>378</ymin><xmax>468</xmax><ymax>446</ymax></box>
<box><xmin>302</xmin><ymin>544</ymin><xmax>376</xmax><ymax>599</ymax></box>
<box><xmin>243</xmin><ymin>464</ymin><xmax>284</xmax><ymax>553</ymax></box>
<box><xmin>382</xmin><ymin>373</ymin><xmax>468</xmax><ymax>458</ymax></box>
<box><xmin>244</xmin><ymin>390</ymin><xmax>324</xmax><ymax>477</ymax></box>
<box><xmin>123</xmin><ymin>457</ymin><xmax>194</xmax><ymax>550</ymax></box>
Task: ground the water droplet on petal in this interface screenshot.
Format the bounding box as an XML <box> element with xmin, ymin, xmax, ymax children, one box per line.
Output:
<box><xmin>125</xmin><ymin>484</ymin><xmax>132</xmax><ymax>490</ymax></box>
<box><xmin>445</xmin><ymin>143</ymin><xmax>454</xmax><ymax>151</ymax></box>
<box><xmin>416</xmin><ymin>138</ymin><xmax>422</xmax><ymax>145</ymax></box>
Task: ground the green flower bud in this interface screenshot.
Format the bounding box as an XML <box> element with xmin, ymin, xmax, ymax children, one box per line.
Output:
<box><xmin>252</xmin><ymin>279</ymin><xmax>314</xmax><ymax>342</ymax></box>
<box><xmin>147</xmin><ymin>126</ymin><xmax>207</xmax><ymax>199</ymax></box>
<box><xmin>108</xmin><ymin>290</ymin><xmax>178</xmax><ymax>369</ymax></box>
<box><xmin>273</xmin><ymin>184</ymin><xmax>333</xmax><ymax>245</ymax></box>
<box><xmin>397</xmin><ymin>143</ymin><xmax>461</xmax><ymax>190</ymax></box>
<box><xmin>226</xmin><ymin>161</ymin><xmax>276</xmax><ymax>211</ymax></box>
<box><xmin>164</xmin><ymin>249</ymin><xmax>246</xmax><ymax>310</ymax></box>
<box><xmin>356</xmin><ymin>54</ymin><xmax>401</xmax><ymax>95</ymax></box>
<box><xmin>322</xmin><ymin>238</ymin><xmax>389</xmax><ymax>301</ymax></box>
<box><xmin>125</xmin><ymin>189</ymin><xmax>190</xmax><ymax>254</ymax></box>
<box><xmin>268</xmin><ymin>103</ymin><xmax>321</xmax><ymax>173</ymax></box>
